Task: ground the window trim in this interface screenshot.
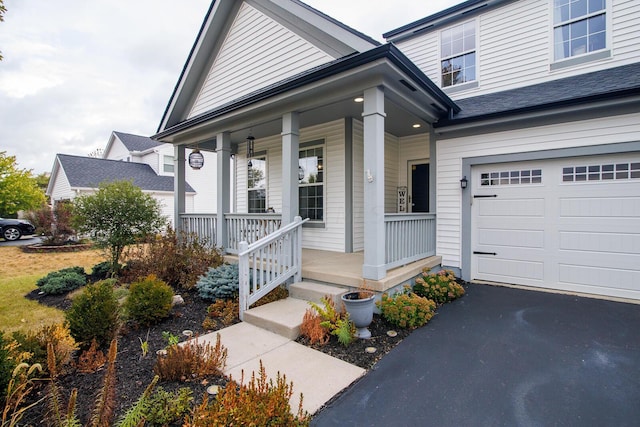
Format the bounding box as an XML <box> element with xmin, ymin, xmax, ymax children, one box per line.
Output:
<box><xmin>550</xmin><ymin>0</ymin><xmax>611</xmax><ymax>68</ymax></box>
<box><xmin>247</xmin><ymin>152</ymin><xmax>268</xmax><ymax>214</ymax></box>
<box><xmin>439</xmin><ymin>19</ymin><xmax>478</xmax><ymax>89</ymax></box>
<box><xmin>298</xmin><ymin>140</ymin><xmax>325</xmax><ymax>225</ymax></box>
<box><xmin>163</xmin><ymin>155</ymin><xmax>174</xmax><ymax>174</ymax></box>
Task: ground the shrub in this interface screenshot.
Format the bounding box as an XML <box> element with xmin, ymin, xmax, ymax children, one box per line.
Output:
<box><xmin>196</xmin><ymin>264</ymin><xmax>240</xmax><ymax>301</ymax></box>
<box><xmin>75</xmin><ymin>339</ymin><xmax>106</xmax><ymax>373</ymax></box>
<box><xmin>10</xmin><ymin>323</ymin><xmax>78</xmax><ymax>376</ymax></box>
<box><xmin>202</xmin><ymin>299</ymin><xmax>239</xmax><ymax>330</ymax></box>
<box><xmin>36</xmin><ymin>266</ymin><xmax>87</xmax><ymax>295</ymax></box>
<box><xmin>299</xmin><ymin>308</ymin><xmax>329</xmax><ymax>346</ymax></box>
<box><xmin>186</xmin><ymin>360</ymin><xmax>309</xmax><ymax>426</ymax></box>
<box><xmin>91</xmin><ymin>261</ymin><xmax>115</xmax><ymax>281</ymax></box>
<box><xmin>377</xmin><ymin>287</ymin><xmax>436</xmax><ymax>329</ymax></box>
<box><xmin>154</xmin><ymin>334</ymin><xmax>227</xmax><ymax>381</ymax></box>
<box><xmin>0</xmin><ymin>331</ymin><xmax>15</xmax><ymax>403</ymax></box>
<box><xmin>123</xmin><ymin>275</ymin><xmax>174</xmax><ymax>327</ymax></box>
<box><xmin>308</xmin><ymin>297</ymin><xmax>355</xmax><ymax>346</ymax></box>
<box><xmin>125</xmin><ymin>227</ymin><xmax>224</xmax><ymax>289</ymax></box>
<box><xmin>65</xmin><ymin>279</ymin><xmax>120</xmax><ymax>349</ymax></box>
<box><xmin>413</xmin><ymin>269</ymin><xmax>465</xmax><ymax>304</ymax></box>
<box><xmin>142</xmin><ymin>386</ymin><xmax>194</xmax><ymax>426</ymax></box>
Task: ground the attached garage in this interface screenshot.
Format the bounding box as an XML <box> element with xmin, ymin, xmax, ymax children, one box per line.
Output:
<box><xmin>470</xmin><ymin>153</ymin><xmax>640</xmax><ymax>300</ymax></box>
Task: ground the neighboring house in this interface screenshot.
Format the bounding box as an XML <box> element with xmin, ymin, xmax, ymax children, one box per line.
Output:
<box><xmin>47</xmin><ymin>153</ymin><xmax>196</xmax><ymax>224</ymax></box>
<box><xmin>154</xmin><ymin>0</ymin><xmax>640</xmax><ymax>301</ymax></box>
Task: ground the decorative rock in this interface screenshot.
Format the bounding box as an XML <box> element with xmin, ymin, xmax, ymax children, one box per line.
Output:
<box><xmin>207</xmin><ymin>385</ymin><xmax>220</xmax><ymax>396</ymax></box>
<box><xmin>365</xmin><ymin>347</ymin><xmax>377</xmax><ymax>354</ymax></box>
<box><xmin>172</xmin><ymin>295</ymin><xmax>185</xmax><ymax>306</ymax></box>
<box><xmin>156</xmin><ymin>349</ymin><xmax>167</xmax><ymax>356</ymax></box>
<box><xmin>386</xmin><ymin>330</ymin><xmax>398</xmax><ymax>337</ymax></box>
<box><xmin>182</xmin><ymin>330</ymin><xmax>193</xmax><ymax>338</ymax></box>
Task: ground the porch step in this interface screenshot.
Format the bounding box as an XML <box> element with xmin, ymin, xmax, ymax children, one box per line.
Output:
<box><xmin>242</xmin><ymin>282</ymin><xmax>348</xmax><ymax>339</ymax></box>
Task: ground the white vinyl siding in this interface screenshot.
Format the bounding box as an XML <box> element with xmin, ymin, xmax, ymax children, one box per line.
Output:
<box><xmin>189</xmin><ymin>2</ymin><xmax>334</xmax><ymax>118</ymax></box>
<box><xmin>49</xmin><ymin>165</ymin><xmax>72</xmax><ymax>202</ymax></box>
<box><xmin>397</xmin><ymin>134</ymin><xmax>430</xmax><ymax>189</ymax></box>
<box><xmin>436</xmin><ymin>111</ymin><xmax>640</xmax><ymax>269</ymax></box>
<box><xmin>385</xmin><ymin>133</ymin><xmax>399</xmax><ymax>213</ymax></box>
<box><xmin>394</xmin><ymin>0</ymin><xmax>640</xmax><ymax>99</ymax></box>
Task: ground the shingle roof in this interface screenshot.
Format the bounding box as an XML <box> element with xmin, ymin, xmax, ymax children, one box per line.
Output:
<box><xmin>436</xmin><ymin>62</ymin><xmax>640</xmax><ymax>127</ymax></box>
<box><xmin>57</xmin><ymin>154</ymin><xmax>194</xmax><ymax>193</ymax></box>
<box><xmin>113</xmin><ymin>131</ymin><xmax>162</xmax><ymax>152</ymax></box>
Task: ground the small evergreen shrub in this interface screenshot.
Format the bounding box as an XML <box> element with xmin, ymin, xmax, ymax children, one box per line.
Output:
<box><xmin>124</xmin><ymin>275</ymin><xmax>174</xmax><ymax>327</ymax></box>
<box><xmin>91</xmin><ymin>261</ymin><xmax>115</xmax><ymax>281</ymax></box>
<box><xmin>36</xmin><ymin>266</ymin><xmax>87</xmax><ymax>295</ymax></box>
<box><xmin>11</xmin><ymin>323</ymin><xmax>78</xmax><ymax>376</ymax></box>
<box><xmin>142</xmin><ymin>386</ymin><xmax>194</xmax><ymax>426</ymax></box>
<box><xmin>377</xmin><ymin>287</ymin><xmax>436</xmax><ymax>329</ymax></box>
<box><xmin>153</xmin><ymin>335</ymin><xmax>227</xmax><ymax>381</ymax></box>
<box><xmin>413</xmin><ymin>269</ymin><xmax>465</xmax><ymax>304</ymax></box>
<box><xmin>196</xmin><ymin>264</ymin><xmax>240</xmax><ymax>301</ymax></box>
<box><xmin>202</xmin><ymin>299</ymin><xmax>240</xmax><ymax>330</ymax></box>
<box><xmin>65</xmin><ymin>279</ymin><xmax>120</xmax><ymax>349</ymax></box>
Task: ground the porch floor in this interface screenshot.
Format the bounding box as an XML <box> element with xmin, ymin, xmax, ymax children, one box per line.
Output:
<box><xmin>300</xmin><ymin>249</ymin><xmax>441</xmax><ymax>292</ymax></box>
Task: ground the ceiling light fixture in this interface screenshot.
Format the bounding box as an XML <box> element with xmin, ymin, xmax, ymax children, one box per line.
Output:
<box><xmin>354</xmin><ymin>97</ymin><xmax>364</xmax><ymax>103</ymax></box>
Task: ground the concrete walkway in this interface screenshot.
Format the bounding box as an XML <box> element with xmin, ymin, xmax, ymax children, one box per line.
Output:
<box><xmin>199</xmin><ymin>322</ymin><xmax>365</xmax><ymax>414</ymax></box>
<box><xmin>312</xmin><ymin>284</ymin><xmax>640</xmax><ymax>426</ymax></box>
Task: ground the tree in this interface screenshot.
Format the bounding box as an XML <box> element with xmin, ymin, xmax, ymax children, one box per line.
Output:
<box><xmin>73</xmin><ymin>180</ymin><xmax>167</xmax><ymax>274</ymax></box>
<box><xmin>0</xmin><ymin>151</ymin><xmax>46</xmax><ymax>217</ymax></box>
<box><xmin>0</xmin><ymin>0</ymin><xmax>6</xmax><ymax>61</ymax></box>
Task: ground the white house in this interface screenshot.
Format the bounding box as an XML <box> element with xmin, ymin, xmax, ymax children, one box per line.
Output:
<box><xmin>47</xmin><ymin>131</ymin><xmax>217</xmax><ymax>225</ymax></box>
<box><xmin>154</xmin><ymin>0</ymin><xmax>640</xmax><ymax>301</ymax></box>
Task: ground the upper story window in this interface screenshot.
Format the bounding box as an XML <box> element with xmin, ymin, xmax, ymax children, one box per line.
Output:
<box><xmin>163</xmin><ymin>155</ymin><xmax>174</xmax><ymax>173</ymax></box>
<box><xmin>440</xmin><ymin>21</ymin><xmax>476</xmax><ymax>87</ymax></box>
<box><xmin>553</xmin><ymin>0</ymin><xmax>606</xmax><ymax>61</ymax></box>
<box><xmin>299</xmin><ymin>144</ymin><xmax>324</xmax><ymax>222</ymax></box>
<box><xmin>248</xmin><ymin>156</ymin><xmax>267</xmax><ymax>213</ymax></box>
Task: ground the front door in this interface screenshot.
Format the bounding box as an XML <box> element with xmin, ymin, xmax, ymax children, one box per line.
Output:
<box><xmin>410</xmin><ymin>161</ymin><xmax>429</xmax><ymax>212</ymax></box>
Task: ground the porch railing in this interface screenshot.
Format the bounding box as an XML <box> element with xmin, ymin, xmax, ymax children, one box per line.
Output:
<box><xmin>385</xmin><ymin>213</ymin><xmax>436</xmax><ymax>270</ymax></box>
<box><xmin>238</xmin><ymin>216</ymin><xmax>308</xmax><ymax>320</ymax></box>
<box><xmin>179</xmin><ymin>213</ymin><xmax>217</xmax><ymax>247</ymax></box>
<box><xmin>225</xmin><ymin>213</ymin><xmax>282</xmax><ymax>254</ymax></box>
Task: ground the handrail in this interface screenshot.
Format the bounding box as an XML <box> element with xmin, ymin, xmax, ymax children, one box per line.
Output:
<box><xmin>238</xmin><ymin>216</ymin><xmax>308</xmax><ymax>320</ymax></box>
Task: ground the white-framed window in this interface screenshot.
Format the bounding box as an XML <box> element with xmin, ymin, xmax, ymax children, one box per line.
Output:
<box><xmin>163</xmin><ymin>155</ymin><xmax>174</xmax><ymax>173</ymax></box>
<box><xmin>440</xmin><ymin>20</ymin><xmax>476</xmax><ymax>88</ymax></box>
<box><xmin>553</xmin><ymin>0</ymin><xmax>606</xmax><ymax>61</ymax></box>
<box><xmin>299</xmin><ymin>144</ymin><xmax>324</xmax><ymax>222</ymax></box>
<box><xmin>562</xmin><ymin>162</ymin><xmax>640</xmax><ymax>182</ymax></box>
<box><xmin>248</xmin><ymin>156</ymin><xmax>267</xmax><ymax>213</ymax></box>
<box><xmin>480</xmin><ymin>169</ymin><xmax>542</xmax><ymax>186</ymax></box>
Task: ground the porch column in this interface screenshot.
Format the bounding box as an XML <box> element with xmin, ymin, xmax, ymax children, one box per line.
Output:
<box><xmin>362</xmin><ymin>86</ymin><xmax>386</xmax><ymax>280</ymax></box>
<box><xmin>216</xmin><ymin>132</ymin><xmax>231</xmax><ymax>249</ymax></box>
<box><xmin>281</xmin><ymin>112</ymin><xmax>300</xmax><ymax>225</ymax></box>
<box><xmin>174</xmin><ymin>145</ymin><xmax>186</xmax><ymax>230</ymax></box>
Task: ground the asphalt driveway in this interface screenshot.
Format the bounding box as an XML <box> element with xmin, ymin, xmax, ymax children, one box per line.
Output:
<box><xmin>312</xmin><ymin>284</ymin><xmax>640</xmax><ymax>426</ymax></box>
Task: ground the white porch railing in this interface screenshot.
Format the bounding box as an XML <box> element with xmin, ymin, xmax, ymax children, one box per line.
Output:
<box><xmin>385</xmin><ymin>213</ymin><xmax>436</xmax><ymax>270</ymax></box>
<box><xmin>238</xmin><ymin>216</ymin><xmax>308</xmax><ymax>320</ymax></box>
<box><xmin>179</xmin><ymin>213</ymin><xmax>217</xmax><ymax>246</ymax></box>
<box><xmin>225</xmin><ymin>213</ymin><xmax>282</xmax><ymax>254</ymax></box>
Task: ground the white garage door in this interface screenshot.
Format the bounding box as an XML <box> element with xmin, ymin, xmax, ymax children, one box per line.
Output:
<box><xmin>471</xmin><ymin>154</ymin><xmax>640</xmax><ymax>300</ymax></box>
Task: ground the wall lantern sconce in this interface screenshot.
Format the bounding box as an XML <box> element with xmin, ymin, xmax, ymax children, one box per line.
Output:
<box><xmin>460</xmin><ymin>176</ymin><xmax>468</xmax><ymax>189</ymax></box>
<box><xmin>188</xmin><ymin>148</ymin><xmax>204</xmax><ymax>170</ymax></box>
<box><xmin>246</xmin><ymin>135</ymin><xmax>255</xmax><ymax>167</ymax></box>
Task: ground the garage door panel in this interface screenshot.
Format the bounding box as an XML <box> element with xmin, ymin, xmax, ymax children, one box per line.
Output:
<box><xmin>559</xmin><ymin>264</ymin><xmax>640</xmax><ymax>296</ymax></box>
<box><xmin>478</xmin><ymin>229</ymin><xmax>544</xmax><ymax>248</ymax></box>
<box><xmin>477</xmin><ymin>198</ymin><xmax>545</xmax><ymax>216</ymax></box>
<box><xmin>560</xmin><ymin>197</ymin><xmax>640</xmax><ymax>217</ymax></box>
<box><xmin>560</xmin><ymin>231</ymin><xmax>640</xmax><ymax>254</ymax></box>
<box><xmin>558</xmin><ymin>218</ymin><xmax>640</xmax><ymax>233</ymax></box>
<box><xmin>477</xmin><ymin>257</ymin><xmax>544</xmax><ymax>282</ymax></box>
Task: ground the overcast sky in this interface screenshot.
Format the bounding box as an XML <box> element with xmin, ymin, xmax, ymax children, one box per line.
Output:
<box><xmin>0</xmin><ymin>0</ymin><xmax>459</xmax><ymax>174</ymax></box>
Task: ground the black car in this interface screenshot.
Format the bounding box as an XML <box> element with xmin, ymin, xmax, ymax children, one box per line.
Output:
<box><xmin>0</xmin><ymin>218</ymin><xmax>37</xmax><ymax>241</ymax></box>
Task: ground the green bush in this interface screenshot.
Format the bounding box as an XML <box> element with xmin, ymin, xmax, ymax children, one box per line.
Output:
<box><xmin>124</xmin><ymin>275</ymin><xmax>174</xmax><ymax>327</ymax></box>
<box><xmin>376</xmin><ymin>287</ymin><xmax>436</xmax><ymax>329</ymax></box>
<box><xmin>91</xmin><ymin>261</ymin><xmax>115</xmax><ymax>281</ymax></box>
<box><xmin>65</xmin><ymin>279</ymin><xmax>120</xmax><ymax>349</ymax></box>
<box><xmin>142</xmin><ymin>386</ymin><xmax>194</xmax><ymax>426</ymax></box>
<box><xmin>413</xmin><ymin>269</ymin><xmax>465</xmax><ymax>304</ymax></box>
<box><xmin>36</xmin><ymin>266</ymin><xmax>87</xmax><ymax>295</ymax></box>
<box><xmin>196</xmin><ymin>264</ymin><xmax>240</xmax><ymax>301</ymax></box>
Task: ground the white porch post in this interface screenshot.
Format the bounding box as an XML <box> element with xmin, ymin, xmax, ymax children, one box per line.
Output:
<box><xmin>281</xmin><ymin>112</ymin><xmax>300</xmax><ymax>225</ymax></box>
<box><xmin>174</xmin><ymin>145</ymin><xmax>186</xmax><ymax>230</ymax></box>
<box><xmin>362</xmin><ymin>86</ymin><xmax>386</xmax><ymax>280</ymax></box>
<box><xmin>216</xmin><ymin>132</ymin><xmax>231</xmax><ymax>249</ymax></box>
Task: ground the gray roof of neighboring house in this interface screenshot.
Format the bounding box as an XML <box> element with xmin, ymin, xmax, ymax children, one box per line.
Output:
<box><xmin>113</xmin><ymin>131</ymin><xmax>162</xmax><ymax>152</ymax></box>
<box><xmin>57</xmin><ymin>154</ymin><xmax>194</xmax><ymax>193</ymax></box>
<box><xmin>436</xmin><ymin>62</ymin><xmax>640</xmax><ymax>127</ymax></box>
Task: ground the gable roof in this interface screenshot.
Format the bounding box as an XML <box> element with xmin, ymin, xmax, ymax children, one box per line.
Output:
<box><xmin>435</xmin><ymin>62</ymin><xmax>640</xmax><ymax>128</ymax></box>
<box><xmin>55</xmin><ymin>154</ymin><xmax>194</xmax><ymax>193</ymax></box>
<box><xmin>113</xmin><ymin>131</ymin><xmax>162</xmax><ymax>152</ymax></box>
<box><xmin>158</xmin><ymin>0</ymin><xmax>380</xmax><ymax>133</ymax></box>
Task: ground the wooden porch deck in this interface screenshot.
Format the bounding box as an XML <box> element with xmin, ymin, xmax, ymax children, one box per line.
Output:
<box><xmin>227</xmin><ymin>249</ymin><xmax>441</xmax><ymax>293</ymax></box>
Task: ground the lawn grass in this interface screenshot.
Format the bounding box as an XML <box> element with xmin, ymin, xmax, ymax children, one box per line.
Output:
<box><xmin>0</xmin><ymin>246</ymin><xmax>105</xmax><ymax>333</ymax></box>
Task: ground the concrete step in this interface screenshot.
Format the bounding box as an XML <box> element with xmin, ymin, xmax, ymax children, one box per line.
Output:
<box><xmin>242</xmin><ymin>297</ymin><xmax>310</xmax><ymax>340</ymax></box>
<box><xmin>289</xmin><ymin>281</ymin><xmax>347</xmax><ymax>308</ymax></box>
